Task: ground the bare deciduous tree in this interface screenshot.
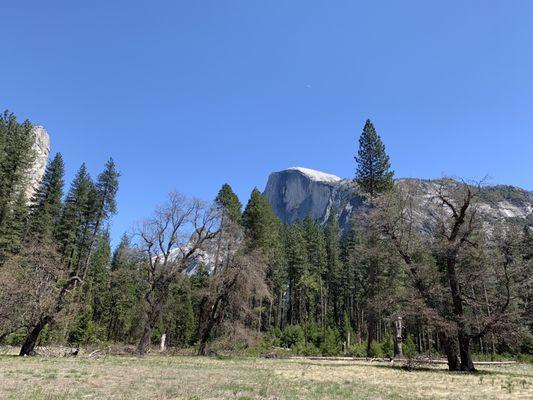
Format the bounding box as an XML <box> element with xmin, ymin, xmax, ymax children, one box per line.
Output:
<box><xmin>1</xmin><ymin>241</ymin><xmax>77</xmax><ymax>355</ymax></box>
<box><xmin>134</xmin><ymin>192</ymin><xmax>219</xmax><ymax>355</ymax></box>
<box><xmin>376</xmin><ymin>179</ymin><xmax>516</xmax><ymax>372</ymax></box>
<box><xmin>197</xmin><ymin>245</ymin><xmax>271</xmax><ymax>355</ymax></box>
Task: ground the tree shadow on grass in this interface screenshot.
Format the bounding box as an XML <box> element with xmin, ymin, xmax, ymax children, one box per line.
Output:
<box><xmin>372</xmin><ymin>363</ymin><xmax>532</xmax><ymax>379</ymax></box>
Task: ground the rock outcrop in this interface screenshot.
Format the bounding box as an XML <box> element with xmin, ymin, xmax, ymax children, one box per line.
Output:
<box><xmin>263</xmin><ymin>167</ymin><xmax>533</xmax><ymax>230</ymax></box>
<box><xmin>26</xmin><ymin>126</ymin><xmax>50</xmax><ymax>199</ymax></box>
<box><xmin>263</xmin><ymin>167</ymin><xmax>364</xmax><ymax>229</ymax></box>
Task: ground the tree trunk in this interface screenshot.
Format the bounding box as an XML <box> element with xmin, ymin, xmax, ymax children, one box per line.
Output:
<box><xmin>160</xmin><ymin>333</ymin><xmax>166</xmax><ymax>352</ymax></box>
<box><xmin>137</xmin><ymin>323</ymin><xmax>152</xmax><ymax>355</ymax></box>
<box><xmin>446</xmin><ymin>254</ymin><xmax>476</xmax><ymax>372</ymax></box>
<box><xmin>19</xmin><ymin>316</ymin><xmax>51</xmax><ymax>356</ymax></box>
<box><xmin>458</xmin><ymin>329</ymin><xmax>475</xmax><ymax>371</ymax></box>
<box><xmin>137</xmin><ymin>298</ymin><xmax>164</xmax><ymax>355</ymax></box>
<box><xmin>392</xmin><ymin>317</ymin><xmax>403</xmax><ymax>358</ymax></box>
<box><xmin>438</xmin><ymin>331</ymin><xmax>460</xmax><ymax>371</ymax></box>
<box><xmin>197</xmin><ymin>297</ymin><xmax>223</xmax><ymax>356</ymax></box>
<box><xmin>347</xmin><ymin>330</ymin><xmax>351</xmax><ymax>349</ymax></box>
<box><xmin>366</xmin><ymin>311</ymin><xmax>376</xmax><ymax>357</ymax></box>
<box><xmin>257</xmin><ymin>297</ymin><xmax>263</xmax><ymax>334</ymax></box>
<box><xmin>19</xmin><ymin>279</ymin><xmax>75</xmax><ymax>357</ymax></box>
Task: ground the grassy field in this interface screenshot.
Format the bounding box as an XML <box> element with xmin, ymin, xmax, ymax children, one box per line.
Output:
<box><xmin>0</xmin><ymin>354</ymin><xmax>532</xmax><ymax>399</ymax></box>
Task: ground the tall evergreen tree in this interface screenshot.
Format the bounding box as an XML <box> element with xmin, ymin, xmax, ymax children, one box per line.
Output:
<box><xmin>0</xmin><ymin>111</ymin><xmax>35</xmax><ymax>257</ymax></box>
<box><xmin>0</xmin><ymin>112</ymin><xmax>35</xmax><ymax>220</ymax></box>
<box><xmin>355</xmin><ymin>119</ymin><xmax>394</xmax><ymax>197</ymax></box>
<box><xmin>285</xmin><ymin>223</ymin><xmax>309</xmax><ymax>325</ymax></box>
<box><xmin>107</xmin><ymin>234</ymin><xmax>141</xmax><ymax>342</ymax></box>
<box><xmin>79</xmin><ymin>158</ymin><xmax>119</xmax><ymax>278</ymax></box>
<box><xmin>110</xmin><ymin>233</ymin><xmax>133</xmax><ymax>271</ymax></box>
<box><xmin>302</xmin><ymin>217</ymin><xmax>327</xmax><ymax>277</ymax></box>
<box><xmin>88</xmin><ymin>229</ymin><xmax>112</xmax><ymax>326</ymax></box>
<box><xmin>67</xmin><ymin>228</ymin><xmax>112</xmax><ymax>344</ymax></box>
<box><xmin>28</xmin><ymin>153</ymin><xmax>65</xmax><ymax>241</ymax></box>
<box><xmin>354</xmin><ymin>120</ymin><xmax>395</xmax><ymax>355</ymax></box>
<box><xmin>56</xmin><ymin>163</ymin><xmax>94</xmax><ymax>267</ymax></box>
<box><xmin>324</xmin><ymin>213</ymin><xmax>343</xmax><ymax>326</ymax></box>
<box><xmin>302</xmin><ymin>217</ymin><xmax>327</xmax><ymax>330</ymax></box>
<box><xmin>242</xmin><ymin>188</ymin><xmax>280</xmax><ymax>250</ymax></box>
<box><xmin>0</xmin><ymin>191</ymin><xmax>29</xmax><ymax>256</ymax></box>
<box><xmin>159</xmin><ymin>277</ymin><xmax>196</xmax><ymax>347</ymax></box>
<box><xmin>19</xmin><ymin>159</ymin><xmax>120</xmax><ymax>355</ymax></box>
<box><xmin>213</xmin><ymin>184</ymin><xmax>242</xmax><ymax>274</ymax></box>
<box><xmin>215</xmin><ymin>183</ymin><xmax>242</xmax><ymax>225</ymax></box>
<box><xmin>242</xmin><ymin>188</ymin><xmax>285</xmax><ymax>328</ymax></box>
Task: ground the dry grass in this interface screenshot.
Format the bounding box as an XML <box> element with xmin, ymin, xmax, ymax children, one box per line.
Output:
<box><xmin>0</xmin><ymin>354</ymin><xmax>531</xmax><ymax>399</ymax></box>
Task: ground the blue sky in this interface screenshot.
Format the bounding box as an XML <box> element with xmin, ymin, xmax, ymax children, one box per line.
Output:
<box><xmin>2</xmin><ymin>1</ymin><xmax>532</xmax><ymax>245</ymax></box>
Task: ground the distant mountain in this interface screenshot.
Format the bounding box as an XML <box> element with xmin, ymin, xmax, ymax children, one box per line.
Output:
<box><xmin>263</xmin><ymin>167</ymin><xmax>533</xmax><ymax>230</ymax></box>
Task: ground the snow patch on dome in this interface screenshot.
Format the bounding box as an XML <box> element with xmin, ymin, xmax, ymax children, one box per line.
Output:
<box><xmin>287</xmin><ymin>167</ymin><xmax>342</xmax><ymax>183</ymax></box>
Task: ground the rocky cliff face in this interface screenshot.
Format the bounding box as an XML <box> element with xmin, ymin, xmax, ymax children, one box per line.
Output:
<box><xmin>26</xmin><ymin>126</ymin><xmax>50</xmax><ymax>199</ymax></box>
<box><xmin>263</xmin><ymin>167</ymin><xmax>533</xmax><ymax>230</ymax></box>
<box><xmin>263</xmin><ymin>167</ymin><xmax>365</xmax><ymax>229</ymax></box>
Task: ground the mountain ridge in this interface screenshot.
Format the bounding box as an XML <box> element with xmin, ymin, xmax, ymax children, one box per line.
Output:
<box><xmin>263</xmin><ymin>167</ymin><xmax>533</xmax><ymax>230</ymax></box>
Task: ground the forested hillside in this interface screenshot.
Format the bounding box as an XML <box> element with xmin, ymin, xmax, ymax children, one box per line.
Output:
<box><xmin>0</xmin><ymin>113</ymin><xmax>531</xmax><ymax>373</ymax></box>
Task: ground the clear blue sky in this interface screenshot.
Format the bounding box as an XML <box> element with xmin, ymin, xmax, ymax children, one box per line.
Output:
<box><xmin>2</xmin><ymin>1</ymin><xmax>532</xmax><ymax>245</ymax></box>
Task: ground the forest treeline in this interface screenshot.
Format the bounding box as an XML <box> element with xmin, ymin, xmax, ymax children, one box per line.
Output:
<box><xmin>0</xmin><ymin>112</ymin><xmax>531</xmax><ymax>372</ymax></box>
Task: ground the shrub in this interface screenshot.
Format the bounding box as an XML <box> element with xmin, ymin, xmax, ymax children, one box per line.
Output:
<box><xmin>68</xmin><ymin>314</ymin><xmax>105</xmax><ymax>345</ymax></box>
<box><xmin>349</xmin><ymin>342</ymin><xmax>367</xmax><ymax>357</ymax></box>
<box><xmin>403</xmin><ymin>335</ymin><xmax>418</xmax><ymax>370</ymax></box>
<box><xmin>281</xmin><ymin>325</ymin><xmax>305</xmax><ymax>348</ymax></box>
<box><xmin>303</xmin><ymin>342</ymin><xmax>321</xmax><ymax>356</ymax></box>
<box><xmin>291</xmin><ymin>341</ymin><xmax>305</xmax><ymax>355</ymax></box>
<box><xmin>381</xmin><ymin>333</ymin><xmax>394</xmax><ymax>358</ymax></box>
<box><xmin>369</xmin><ymin>340</ymin><xmax>383</xmax><ymax>358</ymax></box>
<box><xmin>306</xmin><ymin>321</ymin><xmax>323</xmax><ymax>348</ymax></box>
<box><xmin>244</xmin><ymin>337</ymin><xmax>271</xmax><ymax>356</ymax></box>
<box><xmin>264</xmin><ymin>328</ymin><xmax>282</xmax><ymax>347</ymax></box>
<box><xmin>516</xmin><ymin>353</ymin><xmax>533</xmax><ymax>363</ymax></box>
<box><xmin>321</xmin><ymin>327</ymin><xmax>341</xmax><ymax>356</ymax></box>
<box><xmin>3</xmin><ymin>330</ymin><xmax>26</xmax><ymax>346</ymax></box>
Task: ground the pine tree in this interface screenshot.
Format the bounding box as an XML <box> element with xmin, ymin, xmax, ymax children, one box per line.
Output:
<box><xmin>242</xmin><ymin>188</ymin><xmax>285</xmax><ymax>328</ymax></box>
<box><xmin>302</xmin><ymin>217</ymin><xmax>327</xmax><ymax>277</ymax></box>
<box><xmin>242</xmin><ymin>188</ymin><xmax>280</xmax><ymax>250</ymax></box>
<box><xmin>94</xmin><ymin>158</ymin><xmax>120</xmax><ymax>221</ymax></box>
<box><xmin>324</xmin><ymin>213</ymin><xmax>342</xmax><ymax>326</ymax></box>
<box><xmin>68</xmin><ymin>228</ymin><xmax>112</xmax><ymax>344</ymax></box>
<box><xmin>213</xmin><ymin>184</ymin><xmax>242</xmax><ymax>274</ymax></box>
<box><xmin>110</xmin><ymin>233</ymin><xmax>132</xmax><ymax>271</ymax></box>
<box><xmin>215</xmin><ymin>183</ymin><xmax>242</xmax><ymax>225</ymax></box>
<box><xmin>28</xmin><ymin>153</ymin><xmax>65</xmax><ymax>241</ymax></box>
<box><xmin>80</xmin><ymin>158</ymin><xmax>119</xmax><ymax>277</ymax></box>
<box><xmin>0</xmin><ymin>112</ymin><xmax>35</xmax><ymax>220</ymax></box>
<box><xmin>0</xmin><ymin>111</ymin><xmax>35</xmax><ymax>257</ymax></box>
<box><xmin>0</xmin><ymin>191</ymin><xmax>29</xmax><ymax>256</ymax></box>
<box><xmin>56</xmin><ymin>163</ymin><xmax>94</xmax><ymax>268</ymax></box>
<box><xmin>302</xmin><ymin>217</ymin><xmax>327</xmax><ymax>329</ymax></box>
<box><xmin>160</xmin><ymin>278</ymin><xmax>196</xmax><ymax>347</ymax></box>
<box><xmin>354</xmin><ymin>119</ymin><xmax>395</xmax><ymax>356</ymax></box>
<box><xmin>88</xmin><ymin>229</ymin><xmax>112</xmax><ymax>326</ymax></box>
<box><xmin>355</xmin><ymin>119</ymin><xmax>394</xmax><ymax>197</ymax></box>
<box><xmin>107</xmin><ymin>234</ymin><xmax>141</xmax><ymax>342</ymax></box>
<box><xmin>285</xmin><ymin>223</ymin><xmax>309</xmax><ymax>325</ymax></box>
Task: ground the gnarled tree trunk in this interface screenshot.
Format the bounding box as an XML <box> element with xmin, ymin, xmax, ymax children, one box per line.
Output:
<box><xmin>438</xmin><ymin>331</ymin><xmax>460</xmax><ymax>371</ymax></box>
<box><xmin>19</xmin><ymin>316</ymin><xmax>51</xmax><ymax>356</ymax></box>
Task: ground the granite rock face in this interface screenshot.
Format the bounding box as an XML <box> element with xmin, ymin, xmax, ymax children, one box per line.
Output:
<box><xmin>26</xmin><ymin>125</ymin><xmax>50</xmax><ymax>199</ymax></box>
<box><xmin>263</xmin><ymin>167</ymin><xmax>365</xmax><ymax>229</ymax></box>
<box><xmin>264</xmin><ymin>167</ymin><xmax>533</xmax><ymax>230</ymax></box>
